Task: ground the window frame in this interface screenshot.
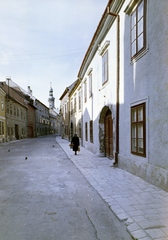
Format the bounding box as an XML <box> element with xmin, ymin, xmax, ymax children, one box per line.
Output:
<box><xmin>102</xmin><ymin>50</ymin><xmax>108</xmax><ymax>85</ymax></box>
<box><xmin>85</xmin><ymin>122</ymin><xmax>88</xmax><ymax>141</ymax></box>
<box><xmin>70</xmin><ymin>100</ymin><xmax>73</xmax><ymax>115</ymax></box>
<box><xmin>84</xmin><ymin>80</ymin><xmax>87</xmax><ymax>103</ymax></box>
<box><xmin>131</xmin><ymin>0</ymin><xmax>146</xmax><ymax>59</ymax></box>
<box><xmin>131</xmin><ymin>103</ymin><xmax>146</xmax><ymax>157</ymax></box>
<box><xmin>89</xmin><ymin>73</ymin><xmax>92</xmax><ymax>98</ymax></box>
<box><xmin>74</xmin><ymin>97</ymin><xmax>76</xmax><ymax>113</ymax></box>
<box><xmin>90</xmin><ymin>120</ymin><xmax>93</xmax><ymax>143</ymax></box>
<box><xmin>78</xmin><ymin>90</ymin><xmax>81</xmax><ymax>110</ymax></box>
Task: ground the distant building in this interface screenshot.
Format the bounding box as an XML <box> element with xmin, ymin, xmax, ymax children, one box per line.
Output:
<box><xmin>0</xmin><ymin>80</ymin><xmax>28</xmax><ymax>141</ymax></box>
<box><xmin>48</xmin><ymin>83</ymin><xmax>61</xmax><ymax>135</ymax></box>
<box><xmin>59</xmin><ymin>81</ymin><xmax>77</xmax><ymax>140</ymax></box>
<box><xmin>35</xmin><ymin>99</ymin><xmax>50</xmax><ymax>137</ymax></box>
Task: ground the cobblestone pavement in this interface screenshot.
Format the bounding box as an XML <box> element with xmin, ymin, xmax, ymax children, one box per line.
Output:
<box><xmin>56</xmin><ymin>136</ymin><xmax>168</xmax><ymax>240</ymax></box>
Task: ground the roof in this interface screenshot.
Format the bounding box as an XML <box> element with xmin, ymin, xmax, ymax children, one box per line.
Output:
<box><xmin>69</xmin><ymin>79</ymin><xmax>81</xmax><ymax>97</ymax></box>
<box><xmin>59</xmin><ymin>80</ymin><xmax>78</xmax><ymax>100</ymax></box>
<box><xmin>0</xmin><ymin>83</ymin><xmax>28</xmax><ymax>108</ymax></box>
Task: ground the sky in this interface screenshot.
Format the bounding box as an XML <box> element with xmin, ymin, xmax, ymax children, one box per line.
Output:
<box><xmin>0</xmin><ymin>0</ymin><xmax>107</xmax><ymax>108</ymax></box>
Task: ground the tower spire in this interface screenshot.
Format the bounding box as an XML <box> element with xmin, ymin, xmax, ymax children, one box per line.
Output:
<box><xmin>48</xmin><ymin>83</ymin><xmax>55</xmax><ymax>109</ymax></box>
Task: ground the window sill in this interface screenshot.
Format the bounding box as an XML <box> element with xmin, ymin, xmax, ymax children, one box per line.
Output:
<box><xmin>131</xmin><ymin>47</ymin><xmax>149</xmax><ymax>65</ymax></box>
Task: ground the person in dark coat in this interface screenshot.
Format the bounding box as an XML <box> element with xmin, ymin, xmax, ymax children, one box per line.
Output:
<box><xmin>71</xmin><ymin>134</ymin><xmax>80</xmax><ymax>155</ymax></box>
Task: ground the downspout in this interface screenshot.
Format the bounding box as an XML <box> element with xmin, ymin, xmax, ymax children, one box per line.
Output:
<box><xmin>107</xmin><ymin>7</ymin><xmax>120</xmax><ymax>165</ymax></box>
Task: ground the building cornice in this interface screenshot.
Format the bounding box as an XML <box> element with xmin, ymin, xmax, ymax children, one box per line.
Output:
<box><xmin>69</xmin><ymin>79</ymin><xmax>81</xmax><ymax>98</ymax></box>
<box><xmin>77</xmin><ymin>0</ymin><xmax>125</xmax><ymax>79</ymax></box>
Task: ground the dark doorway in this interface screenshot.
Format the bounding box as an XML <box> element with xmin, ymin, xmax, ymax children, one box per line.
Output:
<box><xmin>104</xmin><ymin>109</ymin><xmax>113</xmax><ymax>159</ymax></box>
<box><xmin>15</xmin><ymin>124</ymin><xmax>19</xmax><ymax>139</ymax></box>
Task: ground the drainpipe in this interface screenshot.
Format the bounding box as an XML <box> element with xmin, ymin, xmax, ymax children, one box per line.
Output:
<box><xmin>107</xmin><ymin>7</ymin><xmax>120</xmax><ymax>165</ymax></box>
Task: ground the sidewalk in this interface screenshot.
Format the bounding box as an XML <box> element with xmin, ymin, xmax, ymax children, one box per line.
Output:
<box><xmin>56</xmin><ymin>136</ymin><xmax>168</xmax><ymax>240</ymax></box>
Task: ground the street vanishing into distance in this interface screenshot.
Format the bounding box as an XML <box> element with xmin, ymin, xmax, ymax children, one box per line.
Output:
<box><xmin>0</xmin><ymin>135</ymin><xmax>132</xmax><ymax>240</ymax></box>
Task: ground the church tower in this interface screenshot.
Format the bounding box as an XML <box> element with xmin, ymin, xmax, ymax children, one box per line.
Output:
<box><xmin>48</xmin><ymin>82</ymin><xmax>55</xmax><ymax>109</ymax></box>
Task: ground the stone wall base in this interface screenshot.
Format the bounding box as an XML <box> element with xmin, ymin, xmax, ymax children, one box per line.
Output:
<box><xmin>119</xmin><ymin>155</ymin><xmax>168</xmax><ymax>192</ymax></box>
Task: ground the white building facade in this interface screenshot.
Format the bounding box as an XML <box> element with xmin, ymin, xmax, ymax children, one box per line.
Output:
<box><xmin>60</xmin><ymin>0</ymin><xmax>168</xmax><ymax>191</ymax></box>
<box><xmin>69</xmin><ymin>79</ymin><xmax>82</xmax><ymax>140</ymax></box>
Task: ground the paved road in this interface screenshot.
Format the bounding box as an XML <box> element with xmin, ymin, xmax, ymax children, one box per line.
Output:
<box><xmin>0</xmin><ymin>135</ymin><xmax>132</xmax><ymax>240</ymax></box>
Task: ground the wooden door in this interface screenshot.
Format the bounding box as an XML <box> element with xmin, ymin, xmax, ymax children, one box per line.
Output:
<box><xmin>104</xmin><ymin>111</ymin><xmax>113</xmax><ymax>159</ymax></box>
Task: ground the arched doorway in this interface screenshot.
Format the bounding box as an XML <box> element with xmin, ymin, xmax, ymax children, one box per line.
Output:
<box><xmin>104</xmin><ymin>109</ymin><xmax>113</xmax><ymax>159</ymax></box>
<box><xmin>99</xmin><ymin>107</ymin><xmax>113</xmax><ymax>159</ymax></box>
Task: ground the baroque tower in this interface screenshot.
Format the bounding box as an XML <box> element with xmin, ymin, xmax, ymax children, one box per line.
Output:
<box><xmin>48</xmin><ymin>82</ymin><xmax>55</xmax><ymax>109</ymax></box>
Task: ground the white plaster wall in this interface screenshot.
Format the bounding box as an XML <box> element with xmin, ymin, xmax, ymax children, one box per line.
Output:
<box><xmin>70</xmin><ymin>85</ymin><xmax>82</xmax><ymax>138</ymax></box>
<box><xmin>82</xmin><ymin>21</ymin><xmax>117</xmax><ymax>154</ymax></box>
<box><xmin>119</xmin><ymin>0</ymin><xmax>168</xmax><ymax>190</ymax></box>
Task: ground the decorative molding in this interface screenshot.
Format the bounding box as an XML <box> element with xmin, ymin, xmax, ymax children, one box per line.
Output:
<box><xmin>124</xmin><ymin>0</ymin><xmax>141</xmax><ymax>15</ymax></box>
<box><xmin>87</xmin><ymin>68</ymin><xmax>93</xmax><ymax>76</ymax></box>
<box><xmin>99</xmin><ymin>40</ymin><xmax>110</xmax><ymax>56</ymax></box>
<box><xmin>131</xmin><ymin>48</ymin><xmax>149</xmax><ymax>65</ymax></box>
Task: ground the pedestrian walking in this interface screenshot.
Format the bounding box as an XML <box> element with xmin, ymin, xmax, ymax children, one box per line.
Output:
<box><xmin>71</xmin><ymin>134</ymin><xmax>80</xmax><ymax>155</ymax></box>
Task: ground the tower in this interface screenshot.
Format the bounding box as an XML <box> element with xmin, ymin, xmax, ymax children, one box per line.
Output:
<box><xmin>48</xmin><ymin>82</ymin><xmax>55</xmax><ymax>109</ymax></box>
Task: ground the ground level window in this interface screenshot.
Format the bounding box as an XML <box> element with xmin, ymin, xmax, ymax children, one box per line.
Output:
<box><xmin>131</xmin><ymin>103</ymin><xmax>146</xmax><ymax>156</ymax></box>
<box><xmin>85</xmin><ymin>122</ymin><xmax>88</xmax><ymax>141</ymax></box>
<box><xmin>90</xmin><ymin>120</ymin><xmax>93</xmax><ymax>143</ymax></box>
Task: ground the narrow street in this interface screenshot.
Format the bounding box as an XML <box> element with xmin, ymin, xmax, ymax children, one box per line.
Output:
<box><xmin>0</xmin><ymin>135</ymin><xmax>132</xmax><ymax>240</ymax></box>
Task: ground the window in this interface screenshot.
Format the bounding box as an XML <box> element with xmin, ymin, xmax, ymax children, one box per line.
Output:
<box><xmin>84</xmin><ymin>80</ymin><xmax>87</xmax><ymax>102</ymax></box>
<box><xmin>78</xmin><ymin>90</ymin><xmax>81</xmax><ymax>110</ymax></box>
<box><xmin>71</xmin><ymin>101</ymin><xmax>73</xmax><ymax>115</ymax></box>
<box><xmin>131</xmin><ymin>103</ymin><xmax>146</xmax><ymax>156</ymax></box>
<box><xmin>90</xmin><ymin>120</ymin><xmax>93</xmax><ymax>143</ymax></box>
<box><xmin>74</xmin><ymin>97</ymin><xmax>76</xmax><ymax>113</ymax></box>
<box><xmin>14</xmin><ymin>106</ymin><xmax>16</xmax><ymax>116</ymax></box>
<box><xmin>17</xmin><ymin>107</ymin><xmax>19</xmax><ymax>117</ymax></box>
<box><xmin>21</xmin><ymin>109</ymin><xmax>23</xmax><ymax>119</ymax></box>
<box><xmin>1</xmin><ymin>100</ymin><xmax>4</xmax><ymax>111</ymax></box>
<box><xmin>7</xmin><ymin>103</ymin><xmax>9</xmax><ymax>114</ymax></box>
<box><xmin>102</xmin><ymin>50</ymin><xmax>108</xmax><ymax>85</ymax></box>
<box><xmin>64</xmin><ymin>104</ymin><xmax>66</xmax><ymax>114</ymax></box>
<box><xmin>2</xmin><ymin>122</ymin><xmax>4</xmax><ymax>135</ymax></box>
<box><xmin>131</xmin><ymin>0</ymin><xmax>146</xmax><ymax>58</ymax></box>
<box><xmin>89</xmin><ymin>74</ymin><xmax>92</xmax><ymax>97</ymax></box>
<box><xmin>10</xmin><ymin>104</ymin><xmax>12</xmax><ymax>114</ymax></box>
<box><xmin>85</xmin><ymin>122</ymin><xmax>88</xmax><ymax>141</ymax></box>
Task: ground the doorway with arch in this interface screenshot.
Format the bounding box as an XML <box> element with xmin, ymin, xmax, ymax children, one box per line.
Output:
<box><xmin>99</xmin><ymin>106</ymin><xmax>113</xmax><ymax>159</ymax></box>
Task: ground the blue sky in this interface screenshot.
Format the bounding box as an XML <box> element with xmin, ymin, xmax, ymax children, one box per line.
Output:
<box><xmin>0</xmin><ymin>0</ymin><xmax>107</xmax><ymax>107</ymax></box>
